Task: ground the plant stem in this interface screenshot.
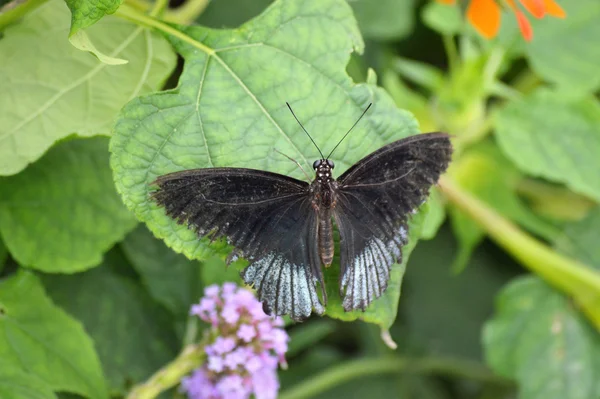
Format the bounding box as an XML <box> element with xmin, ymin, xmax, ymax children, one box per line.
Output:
<box><xmin>439</xmin><ymin>176</ymin><xmax>600</xmax><ymax>330</ymax></box>
<box><xmin>279</xmin><ymin>356</ymin><xmax>513</xmax><ymax>399</ymax></box>
<box><xmin>0</xmin><ymin>0</ymin><xmax>49</xmax><ymax>29</ymax></box>
<box><xmin>126</xmin><ymin>343</ymin><xmax>206</xmax><ymax>399</ymax></box>
<box><xmin>442</xmin><ymin>35</ymin><xmax>458</xmax><ymax>74</ymax></box>
<box><xmin>115</xmin><ymin>3</ymin><xmax>215</xmax><ymax>55</ymax></box>
<box><xmin>149</xmin><ymin>0</ymin><xmax>169</xmax><ymax>17</ymax></box>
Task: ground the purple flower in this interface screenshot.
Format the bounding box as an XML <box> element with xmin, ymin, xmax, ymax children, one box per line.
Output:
<box><xmin>181</xmin><ymin>284</ymin><xmax>289</xmax><ymax>399</ymax></box>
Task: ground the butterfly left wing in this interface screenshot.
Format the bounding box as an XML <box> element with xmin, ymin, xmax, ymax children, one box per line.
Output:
<box><xmin>151</xmin><ymin>168</ymin><xmax>325</xmax><ymax>320</ymax></box>
<box><xmin>333</xmin><ymin>133</ymin><xmax>452</xmax><ymax>311</ymax></box>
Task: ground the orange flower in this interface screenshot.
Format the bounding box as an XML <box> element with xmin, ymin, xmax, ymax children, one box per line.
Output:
<box><xmin>436</xmin><ymin>0</ymin><xmax>566</xmax><ymax>41</ymax></box>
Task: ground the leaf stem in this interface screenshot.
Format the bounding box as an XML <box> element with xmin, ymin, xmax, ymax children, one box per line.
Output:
<box><xmin>279</xmin><ymin>356</ymin><xmax>512</xmax><ymax>399</ymax></box>
<box><xmin>115</xmin><ymin>3</ymin><xmax>215</xmax><ymax>56</ymax></box>
<box><xmin>439</xmin><ymin>176</ymin><xmax>600</xmax><ymax>330</ymax></box>
<box><xmin>126</xmin><ymin>343</ymin><xmax>206</xmax><ymax>399</ymax></box>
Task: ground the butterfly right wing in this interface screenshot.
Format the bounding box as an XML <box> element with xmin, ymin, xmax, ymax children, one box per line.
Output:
<box><xmin>334</xmin><ymin>133</ymin><xmax>452</xmax><ymax>311</ymax></box>
<box><xmin>151</xmin><ymin>168</ymin><xmax>325</xmax><ymax>320</ymax></box>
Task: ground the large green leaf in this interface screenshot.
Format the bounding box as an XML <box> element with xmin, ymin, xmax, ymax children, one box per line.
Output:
<box><xmin>495</xmin><ymin>89</ymin><xmax>600</xmax><ymax>202</ymax></box>
<box><xmin>111</xmin><ymin>0</ymin><xmax>421</xmax><ymax>324</ymax></box>
<box><xmin>0</xmin><ymin>0</ymin><xmax>176</xmax><ymax>176</ymax></box>
<box><xmin>525</xmin><ymin>0</ymin><xmax>600</xmax><ymax>95</ymax></box>
<box><xmin>0</xmin><ymin>368</ymin><xmax>57</xmax><ymax>399</ymax></box>
<box><xmin>0</xmin><ymin>271</ymin><xmax>108</xmax><ymax>399</ymax></box>
<box><xmin>554</xmin><ymin>207</ymin><xmax>600</xmax><ymax>271</ymax></box>
<box><xmin>483</xmin><ymin>276</ymin><xmax>600</xmax><ymax>399</ymax></box>
<box><xmin>42</xmin><ymin>252</ymin><xmax>178</xmax><ymax>395</ymax></box>
<box><xmin>120</xmin><ymin>225</ymin><xmax>202</xmax><ymax>317</ymax></box>
<box><xmin>448</xmin><ymin>141</ymin><xmax>559</xmax><ymax>271</ymax></box>
<box><xmin>0</xmin><ymin>138</ymin><xmax>137</xmax><ymax>272</ymax></box>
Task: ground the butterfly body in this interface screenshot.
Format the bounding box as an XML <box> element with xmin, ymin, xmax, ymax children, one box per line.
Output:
<box><xmin>151</xmin><ymin>132</ymin><xmax>452</xmax><ymax>320</ymax></box>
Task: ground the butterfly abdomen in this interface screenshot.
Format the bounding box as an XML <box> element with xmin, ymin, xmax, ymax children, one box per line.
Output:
<box><xmin>318</xmin><ymin>211</ymin><xmax>334</xmax><ymax>266</ymax></box>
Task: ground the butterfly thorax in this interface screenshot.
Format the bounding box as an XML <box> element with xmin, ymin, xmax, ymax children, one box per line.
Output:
<box><xmin>310</xmin><ymin>159</ymin><xmax>337</xmax><ymax>266</ymax></box>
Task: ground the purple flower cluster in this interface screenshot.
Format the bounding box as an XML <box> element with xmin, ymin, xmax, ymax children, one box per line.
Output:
<box><xmin>181</xmin><ymin>283</ymin><xmax>289</xmax><ymax>399</ymax></box>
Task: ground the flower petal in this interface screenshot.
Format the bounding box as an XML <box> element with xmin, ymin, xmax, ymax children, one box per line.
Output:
<box><xmin>515</xmin><ymin>9</ymin><xmax>534</xmax><ymax>41</ymax></box>
<box><xmin>543</xmin><ymin>0</ymin><xmax>566</xmax><ymax>18</ymax></box>
<box><xmin>467</xmin><ymin>0</ymin><xmax>502</xmax><ymax>39</ymax></box>
<box><xmin>519</xmin><ymin>0</ymin><xmax>545</xmax><ymax>18</ymax></box>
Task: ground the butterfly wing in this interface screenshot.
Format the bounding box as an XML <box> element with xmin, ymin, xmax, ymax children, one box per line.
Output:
<box><xmin>152</xmin><ymin>168</ymin><xmax>325</xmax><ymax>320</ymax></box>
<box><xmin>334</xmin><ymin>133</ymin><xmax>452</xmax><ymax>311</ymax></box>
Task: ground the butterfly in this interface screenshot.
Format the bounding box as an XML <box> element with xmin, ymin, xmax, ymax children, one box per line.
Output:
<box><xmin>151</xmin><ymin>103</ymin><xmax>452</xmax><ymax>321</ymax></box>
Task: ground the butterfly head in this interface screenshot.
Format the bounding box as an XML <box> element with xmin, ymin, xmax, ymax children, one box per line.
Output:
<box><xmin>313</xmin><ymin>159</ymin><xmax>334</xmax><ymax>183</ymax></box>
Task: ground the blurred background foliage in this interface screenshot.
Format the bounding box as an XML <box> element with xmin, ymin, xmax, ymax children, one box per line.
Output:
<box><xmin>1</xmin><ymin>0</ymin><xmax>599</xmax><ymax>398</ymax></box>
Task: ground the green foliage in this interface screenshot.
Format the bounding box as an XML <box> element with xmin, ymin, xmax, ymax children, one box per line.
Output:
<box><xmin>496</xmin><ymin>89</ymin><xmax>600</xmax><ymax>202</ymax></box>
<box><xmin>484</xmin><ymin>277</ymin><xmax>600</xmax><ymax>399</ymax></box>
<box><xmin>1</xmin><ymin>0</ymin><xmax>600</xmax><ymax>398</ymax></box>
<box><xmin>525</xmin><ymin>0</ymin><xmax>600</xmax><ymax>96</ymax></box>
<box><xmin>0</xmin><ymin>138</ymin><xmax>138</xmax><ymax>272</ymax></box>
<box><xmin>0</xmin><ymin>0</ymin><xmax>176</xmax><ymax>176</ymax></box>
<box><xmin>42</xmin><ymin>252</ymin><xmax>179</xmax><ymax>395</ymax></box>
<box><xmin>0</xmin><ymin>271</ymin><xmax>108</xmax><ymax>399</ymax></box>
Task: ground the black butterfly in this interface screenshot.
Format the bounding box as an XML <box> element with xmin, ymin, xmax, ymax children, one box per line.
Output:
<box><xmin>151</xmin><ymin>103</ymin><xmax>452</xmax><ymax>320</ymax></box>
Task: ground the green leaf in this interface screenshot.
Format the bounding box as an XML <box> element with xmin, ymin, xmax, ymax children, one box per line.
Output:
<box><xmin>42</xmin><ymin>254</ymin><xmax>178</xmax><ymax>395</ymax></box>
<box><xmin>554</xmin><ymin>207</ymin><xmax>600</xmax><ymax>271</ymax></box>
<box><xmin>199</xmin><ymin>256</ymin><xmax>245</xmax><ymax>287</ymax></box>
<box><xmin>525</xmin><ymin>0</ymin><xmax>600</xmax><ymax>95</ymax></box>
<box><xmin>421</xmin><ymin>1</ymin><xmax>463</xmax><ymax>36</ymax></box>
<box><xmin>495</xmin><ymin>89</ymin><xmax>600</xmax><ymax>202</ymax></box>
<box><xmin>448</xmin><ymin>141</ymin><xmax>559</xmax><ymax>271</ymax></box>
<box><xmin>0</xmin><ymin>270</ymin><xmax>108</xmax><ymax>399</ymax></box>
<box><xmin>64</xmin><ymin>0</ymin><xmax>122</xmax><ymax>36</ymax></box>
<box><xmin>349</xmin><ymin>0</ymin><xmax>416</xmax><ymax>41</ymax></box>
<box><xmin>0</xmin><ymin>368</ymin><xmax>57</xmax><ymax>399</ymax></box>
<box><xmin>483</xmin><ymin>276</ymin><xmax>600</xmax><ymax>399</ymax></box>
<box><xmin>111</xmin><ymin>0</ymin><xmax>421</xmax><ymax>329</ymax></box>
<box><xmin>120</xmin><ymin>225</ymin><xmax>202</xmax><ymax>316</ymax></box>
<box><xmin>402</xmin><ymin>225</ymin><xmax>518</xmax><ymax>361</ymax></box>
<box><xmin>196</xmin><ymin>0</ymin><xmax>273</xmax><ymax>28</ymax></box>
<box><xmin>0</xmin><ymin>137</ymin><xmax>137</xmax><ymax>272</ymax></box>
<box><xmin>0</xmin><ymin>0</ymin><xmax>176</xmax><ymax>176</ymax></box>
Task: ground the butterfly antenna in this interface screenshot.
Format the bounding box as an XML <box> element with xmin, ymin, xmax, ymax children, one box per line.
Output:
<box><xmin>326</xmin><ymin>103</ymin><xmax>372</xmax><ymax>160</ymax></box>
<box><xmin>286</xmin><ymin>102</ymin><xmax>325</xmax><ymax>160</ymax></box>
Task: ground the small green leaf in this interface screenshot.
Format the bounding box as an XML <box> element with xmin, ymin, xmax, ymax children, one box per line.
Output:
<box><xmin>0</xmin><ymin>270</ymin><xmax>108</xmax><ymax>399</ymax></box>
<box><xmin>0</xmin><ymin>0</ymin><xmax>176</xmax><ymax>176</ymax></box>
<box><xmin>69</xmin><ymin>30</ymin><xmax>128</xmax><ymax>65</ymax></box>
<box><xmin>525</xmin><ymin>0</ymin><xmax>600</xmax><ymax>95</ymax></box>
<box><xmin>483</xmin><ymin>276</ymin><xmax>600</xmax><ymax>399</ymax></box>
<box><xmin>449</xmin><ymin>141</ymin><xmax>559</xmax><ymax>271</ymax></box>
<box><xmin>110</xmin><ymin>0</ymin><xmax>421</xmax><ymax>327</ymax></box>
<box><xmin>391</xmin><ymin>57</ymin><xmax>444</xmax><ymax>91</ymax></box>
<box><xmin>120</xmin><ymin>225</ymin><xmax>202</xmax><ymax>316</ymax></box>
<box><xmin>421</xmin><ymin>1</ymin><xmax>463</xmax><ymax>36</ymax></box>
<box><xmin>554</xmin><ymin>207</ymin><xmax>600</xmax><ymax>271</ymax></box>
<box><xmin>0</xmin><ymin>368</ymin><xmax>57</xmax><ymax>399</ymax></box>
<box><xmin>0</xmin><ymin>138</ymin><xmax>137</xmax><ymax>272</ymax></box>
<box><xmin>495</xmin><ymin>89</ymin><xmax>600</xmax><ymax>202</ymax></box>
<box><xmin>42</xmin><ymin>254</ymin><xmax>178</xmax><ymax>395</ymax></box>
<box><xmin>350</xmin><ymin>0</ymin><xmax>416</xmax><ymax>41</ymax></box>
<box><xmin>64</xmin><ymin>0</ymin><xmax>122</xmax><ymax>36</ymax></box>
<box><xmin>199</xmin><ymin>256</ymin><xmax>245</xmax><ymax>288</ymax></box>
